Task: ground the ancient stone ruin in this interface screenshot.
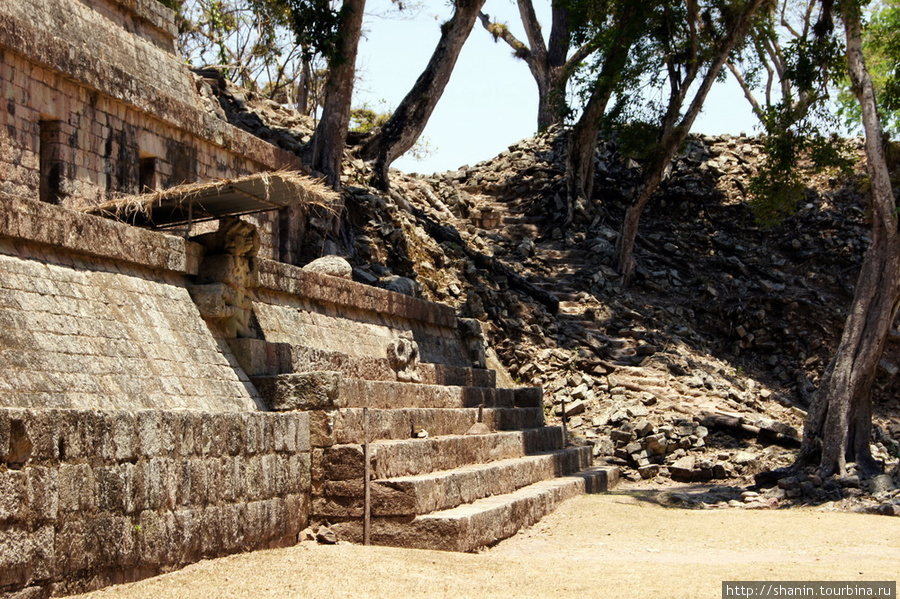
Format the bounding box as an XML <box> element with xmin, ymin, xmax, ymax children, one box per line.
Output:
<box><xmin>0</xmin><ymin>1</ymin><xmax>616</xmax><ymax>595</ymax></box>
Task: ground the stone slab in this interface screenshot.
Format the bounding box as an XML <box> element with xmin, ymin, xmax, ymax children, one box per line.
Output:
<box><xmin>323</xmin><ymin>407</ymin><xmax>544</xmax><ymax>446</ymax></box>
<box><xmin>319</xmin><ymin>427</ymin><xmax>566</xmax><ymax>482</ymax></box>
<box><xmin>316</xmin><ymin>446</ymin><xmax>593</xmax><ymax>518</ymax></box>
<box><xmin>332</xmin><ymin>474</ymin><xmax>591</xmax><ymax>552</ymax></box>
<box><xmin>257</xmin><ymin>261</ymin><xmax>456</xmax><ymax>329</ymax></box>
<box><xmin>254</xmin><ymin>374</ymin><xmax>541</xmax><ymax>412</ymax></box>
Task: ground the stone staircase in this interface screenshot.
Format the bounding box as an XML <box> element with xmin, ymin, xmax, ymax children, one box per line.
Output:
<box><xmin>456</xmin><ymin>191</ymin><xmax>655</xmax><ymax>370</ymax></box>
<box><xmin>228</xmin><ymin>263</ymin><xmax>617</xmax><ymax>552</ymax></box>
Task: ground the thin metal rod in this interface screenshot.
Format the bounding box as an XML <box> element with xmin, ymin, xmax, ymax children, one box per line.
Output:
<box><xmin>363</xmin><ymin>406</ymin><xmax>371</xmax><ymax>545</ymax></box>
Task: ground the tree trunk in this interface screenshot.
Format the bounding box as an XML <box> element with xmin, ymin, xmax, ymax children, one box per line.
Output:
<box><xmin>564</xmin><ymin>7</ymin><xmax>640</xmax><ymax>226</ymax></box>
<box><xmin>564</xmin><ymin>78</ymin><xmax>618</xmax><ymax>225</ymax></box>
<box><xmin>295</xmin><ymin>53</ymin><xmax>312</xmax><ymax>116</ymax></box>
<box><xmin>360</xmin><ymin>0</ymin><xmax>486</xmax><ymax>190</ymax></box>
<box><xmin>479</xmin><ymin>2</ymin><xmax>594</xmax><ymax>132</ymax></box>
<box><xmin>615</xmin><ymin>0</ymin><xmax>764</xmax><ymax>284</ymax></box>
<box><xmin>797</xmin><ymin>3</ymin><xmax>899</xmax><ymax>478</ymax></box>
<box><xmin>305</xmin><ymin>0</ymin><xmax>366</xmax><ymax>190</ymax></box>
<box><xmin>519</xmin><ymin>0</ymin><xmax>569</xmax><ymax>131</ymax></box>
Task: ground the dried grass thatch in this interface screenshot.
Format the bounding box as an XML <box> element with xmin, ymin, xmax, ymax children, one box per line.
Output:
<box><xmin>84</xmin><ymin>170</ymin><xmax>339</xmax><ymax>227</ymax></box>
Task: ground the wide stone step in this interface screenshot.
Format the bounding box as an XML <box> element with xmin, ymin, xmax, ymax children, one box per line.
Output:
<box><xmin>380</xmin><ymin>446</ymin><xmax>593</xmax><ymax>515</ymax></box>
<box><xmin>501</xmin><ymin>215</ymin><xmax>543</xmax><ymax>226</ymax></box>
<box><xmin>319</xmin><ymin>427</ymin><xmax>566</xmax><ymax>482</ymax></box>
<box><xmin>316</xmin><ymin>406</ymin><xmax>545</xmax><ymax>446</ymax></box>
<box><xmin>331</xmin><ymin>466</ymin><xmax>618</xmax><ymax>552</ymax></box>
<box><xmin>316</xmin><ymin>446</ymin><xmax>593</xmax><ymax>519</ymax></box>
<box><xmin>231</xmin><ymin>339</ymin><xmax>496</xmax><ymax>387</ymax></box>
<box><xmin>253</xmin><ymin>373</ymin><xmax>541</xmax><ymax>411</ymax></box>
<box><xmin>535</xmin><ymin>289</ymin><xmax>582</xmax><ymax>302</ymax></box>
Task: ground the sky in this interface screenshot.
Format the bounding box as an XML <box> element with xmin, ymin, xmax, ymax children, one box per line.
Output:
<box><xmin>352</xmin><ymin>0</ymin><xmax>760</xmax><ymax>175</ymax></box>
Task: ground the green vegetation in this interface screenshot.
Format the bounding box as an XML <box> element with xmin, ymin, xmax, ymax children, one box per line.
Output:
<box><xmin>838</xmin><ymin>0</ymin><xmax>900</xmax><ymax>137</ymax></box>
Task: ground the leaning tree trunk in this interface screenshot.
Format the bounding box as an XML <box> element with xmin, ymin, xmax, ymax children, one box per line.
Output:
<box><xmin>797</xmin><ymin>3</ymin><xmax>900</xmax><ymax>478</ymax></box>
<box><xmin>615</xmin><ymin>0</ymin><xmax>764</xmax><ymax>284</ymax></box>
<box><xmin>360</xmin><ymin>0</ymin><xmax>486</xmax><ymax>189</ymax></box>
<box><xmin>306</xmin><ymin>0</ymin><xmax>366</xmax><ymax>190</ymax></box>
<box><xmin>564</xmin><ymin>80</ymin><xmax>618</xmax><ymax>225</ymax></box>
<box><xmin>563</xmin><ymin>7</ymin><xmax>639</xmax><ymax>225</ymax></box>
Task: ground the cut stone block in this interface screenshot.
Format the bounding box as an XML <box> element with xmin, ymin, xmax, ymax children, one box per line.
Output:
<box><xmin>324</xmin><ymin>407</ymin><xmax>544</xmax><ymax>446</ymax></box>
<box><xmin>316</xmin><ymin>446</ymin><xmax>593</xmax><ymax>518</ymax></box>
<box><xmin>332</xmin><ymin>473</ymin><xmax>603</xmax><ymax>552</ymax></box>
<box><xmin>253</xmin><ymin>372</ymin><xmax>343</xmax><ymax>411</ymax></box>
<box><xmin>254</xmin><ymin>374</ymin><xmax>543</xmax><ymax>411</ymax></box>
<box><xmin>320</xmin><ymin>427</ymin><xmax>566</xmax><ymax>481</ymax></box>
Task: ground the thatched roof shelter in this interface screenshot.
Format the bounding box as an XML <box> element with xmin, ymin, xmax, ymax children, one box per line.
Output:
<box><xmin>85</xmin><ymin>171</ymin><xmax>338</xmax><ymax>229</ymax></box>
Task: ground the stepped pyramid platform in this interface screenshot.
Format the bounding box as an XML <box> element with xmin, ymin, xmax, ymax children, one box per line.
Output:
<box><xmin>236</xmin><ymin>260</ymin><xmax>619</xmax><ymax>552</ymax></box>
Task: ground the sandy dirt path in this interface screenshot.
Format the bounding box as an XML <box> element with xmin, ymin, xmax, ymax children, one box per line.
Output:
<box><xmin>72</xmin><ymin>490</ymin><xmax>900</xmax><ymax>599</ymax></box>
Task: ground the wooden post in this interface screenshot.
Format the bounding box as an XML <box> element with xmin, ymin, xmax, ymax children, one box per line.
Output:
<box><xmin>363</xmin><ymin>406</ymin><xmax>371</xmax><ymax>545</ymax></box>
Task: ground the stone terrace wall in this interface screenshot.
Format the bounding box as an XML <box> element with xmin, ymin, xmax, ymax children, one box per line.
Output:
<box><xmin>0</xmin><ymin>198</ymin><xmax>313</xmax><ymax>596</ymax></box>
<box><xmin>0</xmin><ymin>0</ymin><xmax>303</xmax><ymax>259</ymax></box>
<box><xmin>254</xmin><ymin>261</ymin><xmax>471</xmax><ymax>367</ymax></box>
<box><xmin>0</xmin><ymin>196</ymin><xmax>260</xmax><ymax>412</ymax></box>
<box><xmin>0</xmin><ymin>408</ymin><xmax>310</xmax><ymax>596</ymax></box>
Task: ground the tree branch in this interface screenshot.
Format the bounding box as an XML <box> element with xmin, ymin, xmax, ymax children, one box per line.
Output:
<box><xmin>726</xmin><ymin>61</ymin><xmax>765</xmax><ymax>120</ymax></box>
<box><xmin>478</xmin><ymin>12</ymin><xmax>532</xmax><ymax>62</ymax></box>
<box><xmin>516</xmin><ymin>0</ymin><xmax>548</xmax><ymax>68</ymax></box>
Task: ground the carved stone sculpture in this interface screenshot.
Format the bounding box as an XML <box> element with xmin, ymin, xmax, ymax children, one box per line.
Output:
<box><xmin>387</xmin><ymin>331</ymin><xmax>421</xmax><ymax>382</ymax></box>
<box><xmin>188</xmin><ymin>217</ymin><xmax>260</xmax><ymax>338</ymax></box>
<box><xmin>458</xmin><ymin>318</ymin><xmax>487</xmax><ymax>369</ymax></box>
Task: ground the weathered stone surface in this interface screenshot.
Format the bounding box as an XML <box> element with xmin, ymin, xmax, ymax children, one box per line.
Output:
<box><xmin>227</xmin><ymin>339</ymin><xmax>293</xmax><ymax>377</ymax></box>
<box><xmin>326</xmin><ymin>407</ymin><xmax>543</xmax><ymax>446</ymax></box>
<box><xmin>457</xmin><ymin>318</ymin><xmax>488</xmax><ymax>369</ymax></box>
<box><xmin>670</xmin><ymin>456</ymin><xmax>696</xmax><ymax>481</ymax></box>
<box><xmin>320</xmin><ymin>427</ymin><xmax>564</xmax><ymax>483</ymax></box>
<box><xmin>332</xmin><ymin>474</ymin><xmax>591</xmax><ymax>552</ymax></box>
<box><xmin>357</xmin><ymin>447</ymin><xmax>591</xmax><ymax>517</ymax></box>
<box><xmin>253</xmin><ymin>372</ymin><xmax>343</xmax><ymax>411</ymax></box>
<box><xmin>561</xmin><ymin>399</ymin><xmax>586</xmax><ymax>417</ymax></box>
<box><xmin>382</xmin><ymin>275</ymin><xmax>418</xmax><ymax>297</ymax></box>
<box><xmin>315</xmin><ymin>526</ymin><xmax>338</xmax><ymax>545</ymax></box>
<box><xmin>302</xmin><ymin>256</ymin><xmax>353</xmax><ymax>279</ymax></box>
<box><xmin>386</xmin><ymin>332</ymin><xmax>421</xmax><ymax>383</ymax></box>
<box><xmin>0</xmin><ymin>408</ymin><xmax>311</xmax><ymax>596</ymax></box>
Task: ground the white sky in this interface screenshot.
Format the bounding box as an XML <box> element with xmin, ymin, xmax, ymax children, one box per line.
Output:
<box><xmin>353</xmin><ymin>0</ymin><xmax>760</xmax><ymax>175</ymax></box>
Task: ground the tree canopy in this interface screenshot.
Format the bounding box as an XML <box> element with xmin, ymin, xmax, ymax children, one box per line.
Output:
<box><xmin>837</xmin><ymin>0</ymin><xmax>900</xmax><ymax>137</ymax></box>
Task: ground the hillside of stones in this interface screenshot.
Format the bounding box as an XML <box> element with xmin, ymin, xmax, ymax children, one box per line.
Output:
<box><xmin>196</xmin><ymin>72</ymin><xmax>900</xmax><ymax>506</ymax></box>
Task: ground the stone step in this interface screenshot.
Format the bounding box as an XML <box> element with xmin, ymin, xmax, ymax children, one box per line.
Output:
<box><xmin>253</xmin><ymin>373</ymin><xmax>542</xmax><ymax>412</ymax></box>
<box><xmin>534</xmin><ymin>289</ymin><xmax>582</xmax><ymax>302</ymax></box>
<box><xmin>503</xmin><ymin>224</ymin><xmax>540</xmax><ymax>239</ymax></box>
<box><xmin>231</xmin><ymin>339</ymin><xmax>496</xmax><ymax>387</ymax></box>
<box><xmin>501</xmin><ymin>215</ymin><xmax>543</xmax><ymax>226</ymax></box>
<box><xmin>316</xmin><ymin>406</ymin><xmax>545</xmax><ymax>446</ymax></box>
<box><xmin>319</xmin><ymin>427</ymin><xmax>566</xmax><ymax>482</ymax></box>
<box><xmin>331</xmin><ymin>466</ymin><xmax>619</xmax><ymax>552</ymax></box>
<box><xmin>316</xmin><ymin>446</ymin><xmax>593</xmax><ymax>519</ymax></box>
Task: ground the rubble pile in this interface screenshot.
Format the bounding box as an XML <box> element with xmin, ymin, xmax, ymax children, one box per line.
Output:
<box><xmin>199</xmin><ymin>78</ymin><xmax>900</xmax><ymax>513</ymax></box>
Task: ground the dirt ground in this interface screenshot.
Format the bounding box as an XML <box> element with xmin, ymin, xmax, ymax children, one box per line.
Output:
<box><xmin>72</xmin><ymin>488</ymin><xmax>900</xmax><ymax>599</ymax></box>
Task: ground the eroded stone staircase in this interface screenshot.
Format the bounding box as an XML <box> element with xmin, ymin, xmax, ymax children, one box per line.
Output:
<box><xmin>229</xmin><ymin>266</ymin><xmax>617</xmax><ymax>552</ymax></box>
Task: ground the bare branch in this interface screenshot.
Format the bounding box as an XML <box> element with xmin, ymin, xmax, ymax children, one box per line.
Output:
<box><xmin>726</xmin><ymin>61</ymin><xmax>765</xmax><ymax>120</ymax></box>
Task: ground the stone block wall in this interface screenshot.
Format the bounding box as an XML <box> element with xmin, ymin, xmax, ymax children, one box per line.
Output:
<box><xmin>0</xmin><ymin>408</ymin><xmax>311</xmax><ymax>596</ymax></box>
<box><xmin>0</xmin><ymin>197</ymin><xmax>260</xmax><ymax>412</ymax></box>
<box><xmin>0</xmin><ymin>0</ymin><xmax>304</xmax><ymax>260</ymax></box>
<box><xmin>0</xmin><ymin>197</ymin><xmax>314</xmax><ymax>596</ymax></box>
<box><xmin>254</xmin><ymin>260</ymin><xmax>471</xmax><ymax>367</ymax></box>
